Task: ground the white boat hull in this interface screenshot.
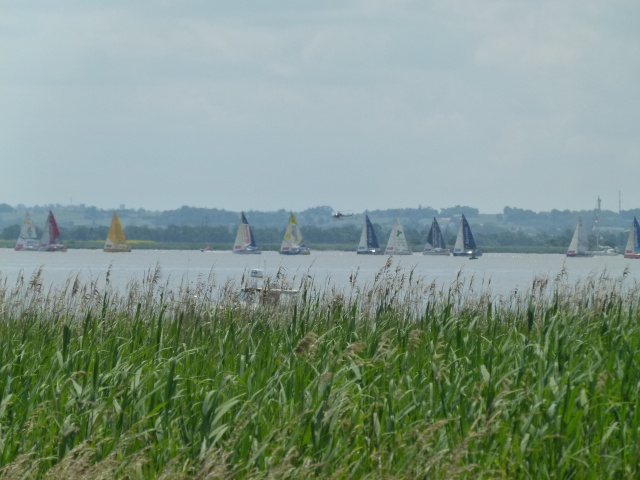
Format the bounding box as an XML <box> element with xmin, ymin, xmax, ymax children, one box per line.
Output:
<box><xmin>423</xmin><ymin>249</ymin><xmax>450</xmax><ymax>256</ymax></box>
<box><xmin>452</xmin><ymin>250</ymin><xmax>482</xmax><ymax>257</ymax></box>
<box><xmin>357</xmin><ymin>248</ymin><xmax>383</xmax><ymax>255</ymax></box>
<box><xmin>233</xmin><ymin>248</ymin><xmax>261</xmax><ymax>255</ymax></box>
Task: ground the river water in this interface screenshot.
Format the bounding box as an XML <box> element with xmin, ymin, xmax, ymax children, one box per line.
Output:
<box><xmin>1</xmin><ymin>249</ymin><xmax>639</xmax><ymax>300</ymax></box>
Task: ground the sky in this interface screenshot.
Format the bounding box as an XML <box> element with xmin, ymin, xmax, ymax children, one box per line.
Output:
<box><xmin>1</xmin><ymin>1</ymin><xmax>639</xmax><ymax>215</ymax></box>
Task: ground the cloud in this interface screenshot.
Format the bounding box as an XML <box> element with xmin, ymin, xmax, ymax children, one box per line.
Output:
<box><xmin>1</xmin><ymin>1</ymin><xmax>639</xmax><ymax>212</ymax></box>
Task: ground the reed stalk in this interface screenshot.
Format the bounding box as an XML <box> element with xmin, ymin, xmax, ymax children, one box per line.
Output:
<box><xmin>0</xmin><ymin>263</ymin><xmax>638</xmax><ymax>478</ymax></box>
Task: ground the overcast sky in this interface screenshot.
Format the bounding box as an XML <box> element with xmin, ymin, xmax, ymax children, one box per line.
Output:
<box><xmin>1</xmin><ymin>1</ymin><xmax>639</xmax><ymax>214</ymax></box>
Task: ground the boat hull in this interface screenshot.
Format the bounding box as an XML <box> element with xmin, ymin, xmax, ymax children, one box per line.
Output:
<box><xmin>566</xmin><ymin>252</ymin><xmax>594</xmax><ymax>257</ymax></box>
<box><xmin>624</xmin><ymin>253</ymin><xmax>640</xmax><ymax>259</ymax></box>
<box><xmin>14</xmin><ymin>245</ymin><xmax>38</xmax><ymax>252</ymax></box>
<box><xmin>423</xmin><ymin>249</ymin><xmax>450</xmax><ymax>256</ymax></box>
<box><xmin>39</xmin><ymin>245</ymin><xmax>67</xmax><ymax>252</ymax></box>
<box><xmin>233</xmin><ymin>248</ymin><xmax>261</xmax><ymax>255</ymax></box>
<box><xmin>452</xmin><ymin>250</ymin><xmax>482</xmax><ymax>257</ymax></box>
<box><xmin>357</xmin><ymin>249</ymin><xmax>383</xmax><ymax>255</ymax></box>
<box><xmin>280</xmin><ymin>248</ymin><xmax>310</xmax><ymax>255</ymax></box>
<box><xmin>104</xmin><ymin>246</ymin><xmax>132</xmax><ymax>253</ymax></box>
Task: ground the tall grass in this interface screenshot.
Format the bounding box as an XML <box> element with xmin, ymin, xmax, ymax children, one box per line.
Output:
<box><xmin>0</xmin><ymin>261</ymin><xmax>639</xmax><ymax>478</ymax></box>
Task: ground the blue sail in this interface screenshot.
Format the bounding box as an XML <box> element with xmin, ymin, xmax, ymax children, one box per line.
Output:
<box><xmin>366</xmin><ymin>215</ymin><xmax>380</xmax><ymax>249</ymax></box>
<box><xmin>357</xmin><ymin>214</ymin><xmax>382</xmax><ymax>254</ymax></box>
<box><xmin>241</xmin><ymin>212</ymin><xmax>257</xmax><ymax>248</ymax></box>
<box><xmin>462</xmin><ymin>214</ymin><xmax>476</xmax><ymax>250</ymax></box>
<box><xmin>427</xmin><ymin>217</ymin><xmax>446</xmax><ymax>249</ymax></box>
<box><xmin>628</xmin><ymin>216</ymin><xmax>640</xmax><ymax>255</ymax></box>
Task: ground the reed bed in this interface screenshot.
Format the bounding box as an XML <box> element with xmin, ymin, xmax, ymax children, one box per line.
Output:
<box><xmin>0</xmin><ymin>261</ymin><xmax>639</xmax><ymax>479</ymax></box>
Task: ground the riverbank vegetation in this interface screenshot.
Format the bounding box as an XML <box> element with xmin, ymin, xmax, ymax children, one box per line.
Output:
<box><xmin>0</xmin><ymin>262</ymin><xmax>638</xmax><ymax>478</ymax></box>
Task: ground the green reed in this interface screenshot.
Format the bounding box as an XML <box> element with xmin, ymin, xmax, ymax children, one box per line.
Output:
<box><xmin>0</xmin><ymin>262</ymin><xmax>639</xmax><ymax>479</ymax></box>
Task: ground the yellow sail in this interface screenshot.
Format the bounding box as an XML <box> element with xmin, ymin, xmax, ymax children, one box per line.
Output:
<box><xmin>104</xmin><ymin>212</ymin><xmax>131</xmax><ymax>252</ymax></box>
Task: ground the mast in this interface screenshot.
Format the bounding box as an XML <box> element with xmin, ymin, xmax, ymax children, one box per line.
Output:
<box><xmin>594</xmin><ymin>196</ymin><xmax>601</xmax><ymax>248</ymax></box>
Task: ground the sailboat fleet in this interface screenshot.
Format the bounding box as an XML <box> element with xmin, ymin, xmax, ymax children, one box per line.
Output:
<box><xmin>11</xmin><ymin>210</ymin><xmax>485</xmax><ymax>256</ymax></box>
<box><xmin>14</xmin><ymin>210</ymin><xmax>68</xmax><ymax>252</ymax></box>
<box><xmin>10</xmin><ymin>207</ymin><xmax>640</xmax><ymax>258</ymax></box>
<box><xmin>14</xmin><ymin>210</ymin><xmax>130</xmax><ymax>253</ymax></box>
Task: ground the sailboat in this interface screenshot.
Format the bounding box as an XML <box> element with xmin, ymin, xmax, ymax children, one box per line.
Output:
<box><xmin>104</xmin><ymin>212</ymin><xmax>131</xmax><ymax>252</ymax></box>
<box><xmin>566</xmin><ymin>216</ymin><xmax>593</xmax><ymax>257</ymax></box>
<box><xmin>623</xmin><ymin>216</ymin><xmax>640</xmax><ymax>259</ymax></box>
<box><xmin>39</xmin><ymin>211</ymin><xmax>67</xmax><ymax>252</ymax></box>
<box><xmin>593</xmin><ymin>239</ymin><xmax>618</xmax><ymax>256</ymax></box>
<box><xmin>452</xmin><ymin>214</ymin><xmax>481</xmax><ymax>257</ymax></box>
<box><xmin>385</xmin><ymin>218</ymin><xmax>412</xmax><ymax>255</ymax></box>
<box><xmin>233</xmin><ymin>212</ymin><xmax>261</xmax><ymax>254</ymax></box>
<box><xmin>14</xmin><ymin>212</ymin><xmax>39</xmax><ymax>251</ymax></box>
<box><xmin>280</xmin><ymin>212</ymin><xmax>310</xmax><ymax>255</ymax></box>
<box><xmin>357</xmin><ymin>214</ymin><xmax>383</xmax><ymax>254</ymax></box>
<box><xmin>423</xmin><ymin>217</ymin><xmax>450</xmax><ymax>255</ymax></box>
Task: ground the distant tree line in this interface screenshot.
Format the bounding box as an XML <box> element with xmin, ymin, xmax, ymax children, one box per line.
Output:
<box><xmin>1</xmin><ymin>202</ymin><xmax>638</xmax><ymax>251</ymax></box>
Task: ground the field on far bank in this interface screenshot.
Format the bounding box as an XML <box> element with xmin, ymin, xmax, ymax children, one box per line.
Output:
<box><xmin>0</xmin><ymin>264</ymin><xmax>638</xmax><ymax>478</ymax></box>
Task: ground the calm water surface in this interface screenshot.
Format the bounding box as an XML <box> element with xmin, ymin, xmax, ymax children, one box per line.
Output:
<box><xmin>1</xmin><ymin>249</ymin><xmax>638</xmax><ymax>298</ymax></box>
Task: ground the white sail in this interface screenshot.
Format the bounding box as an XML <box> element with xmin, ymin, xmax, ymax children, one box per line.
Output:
<box><xmin>624</xmin><ymin>216</ymin><xmax>640</xmax><ymax>259</ymax></box>
<box><xmin>357</xmin><ymin>222</ymin><xmax>368</xmax><ymax>251</ymax></box>
<box><xmin>385</xmin><ymin>218</ymin><xmax>412</xmax><ymax>255</ymax></box>
<box><xmin>15</xmin><ymin>213</ymin><xmax>39</xmax><ymax>251</ymax></box>
<box><xmin>233</xmin><ymin>212</ymin><xmax>261</xmax><ymax>254</ymax></box>
<box><xmin>233</xmin><ymin>223</ymin><xmax>251</xmax><ymax>250</ymax></box>
<box><xmin>452</xmin><ymin>214</ymin><xmax>481</xmax><ymax>257</ymax></box>
<box><xmin>453</xmin><ymin>219</ymin><xmax>464</xmax><ymax>253</ymax></box>
<box><xmin>566</xmin><ymin>217</ymin><xmax>593</xmax><ymax>257</ymax></box>
<box><xmin>625</xmin><ymin>224</ymin><xmax>635</xmax><ymax>255</ymax></box>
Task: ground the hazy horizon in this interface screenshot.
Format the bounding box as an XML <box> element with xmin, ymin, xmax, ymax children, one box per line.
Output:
<box><xmin>1</xmin><ymin>200</ymin><xmax>634</xmax><ymax>217</ymax></box>
<box><xmin>1</xmin><ymin>1</ymin><xmax>638</xmax><ymax>215</ymax></box>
